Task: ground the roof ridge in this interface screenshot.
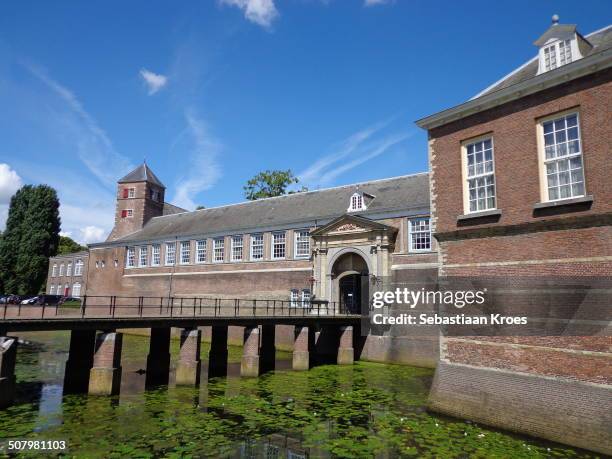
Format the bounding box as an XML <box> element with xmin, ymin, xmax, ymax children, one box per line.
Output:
<box><xmin>153</xmin><ymin>171</ymin><xmax>429</xmax><ymax>220</ymax></box>
<box><xmin>471</xmin><ymin>23</ymin><xmax>612</xmax><ymax>100</ymax></box>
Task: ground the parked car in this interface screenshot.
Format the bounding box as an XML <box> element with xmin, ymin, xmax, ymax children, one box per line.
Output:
<box><xmin>20</xmin><ymin>296</ymin><xmax>39</xmax><ymax>305</ymax></box>
<box><xmin>1</xmin><ymin>295</ymin><xmax>24</xmax><ymax>304</ymax></box>
<box><xmin>36</xmin><ymin>295</ymin><xmax>63</xmax><ymax>306</ymax></box>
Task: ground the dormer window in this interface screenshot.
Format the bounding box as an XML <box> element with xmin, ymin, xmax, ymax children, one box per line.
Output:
<box><xmin>348</xmin><ymin>192</ymin><xmax>366</xmax><ymax>212</ymax></box>
<box><xmin>535</xmin><ymin>16</ymin><xmax>589</xmax><ymax>75</ymax></box>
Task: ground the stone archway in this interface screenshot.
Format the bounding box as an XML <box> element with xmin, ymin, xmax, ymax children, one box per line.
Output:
<box><xmin>331</xmin><ymin>252</ymin><xmax>369</xmax><ymax>314</ymax></box>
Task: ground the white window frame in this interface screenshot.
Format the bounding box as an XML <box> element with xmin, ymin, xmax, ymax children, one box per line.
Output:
<box><xmin>301</xmin><ymin>289</ymin><xmax>311</xmax><ymax>307</ymax></box>
<box><xmin>196</xmin><ymin>240</ymin><xmax>207</xmax><ymax>263</ymax></box>
<box><xmin>461</xmin><ymin>135</ymin><xmax>497</xmax><ymax>214</ymax></box>
<box><xmin>165</xmin><ymin>242</ymin><xmax>176</xmax><ymax>266</ymax></box>
<box><xmin>540</xmin><ymin>39</ymin><xmax>574</xmax><ymax>73</ymax></box>
<box><xmin>231</xmin><ymin>235</ymin><xmax>243</xmax><ymax>262</ymax></box>
<box><xmin>52</xmin><ymin>264</ymin><xmax>57</xmax><ymax>277</ymax></box>
<box><xmin>50</xmin><ymin>284</ymin><xmax>55</xmax><ymax>294</ymax></box>
<box><xmin>294</xmin><ymin>229</ymin><xmax>310</xmax><ymax>259</ymax></box>
<box><xmin>128</xmin><ymin>187</ymin><xmax>136</xmax><ymax>198</ymax></box>
<box><xmin>290</xmin><ymin>289</ymin><xmax>299</xmax><ymax>308</ymax></box>
<box><xmin>180</xmin><ymin>241</ymin><xmax>191</xmax><ymax>265</ymax></box>
<box><xmin>74</xmin><ymin>259</ymin><xmax>83</xmax><ymax>276</ymax></box>
<box><xmin>126</xmin><ymin>247</ymin><xmax>136</xmax><ymax>268</ymax></box>
<box><xmin>408</xmin><ymin>217</ymin><xmax>432</xmax><ymax>253</ymax></box>
<box><xmin>250</xmin><ymin>234</ymin><xmax>264</xmax><ymax>261</ymax></box>
<box><xmin>72</xmin><ymin>282</ymin><xmax>81</xmax><ymax>298</ymax></box>
<box><xmin>271</xmin><ymin>232</ymin><xmax>286</xmax><ymax>260</ymax></box>
<box><xmin>66</xmin><ymin>262</ymin><xmax>72</xmax><ymax>276</ymax></box>
<box><xmin>139</xmin><ymin>246</ymin><xmax>148</xmax><ymax>267</ymax></box>
<box><xmin>213</xmin><ymin>237</ymin><xmax>225</xmax><ymax>263</ymax></box>
<box><xmin>59</xmin><ymin>264</ymin><xmax>65</xmax><ymax>276</ymax></box>
<box><xmin>537</xmin><ymin>110</ymin><xmax>586</xmax><ymax>203</ymax></box>
<box><xmin>151</xmin><ymin>244</ymin><xmax>161</xmax><ymax>266</ymax></box>
<box><xmin>347</xmin><ymin>192</ymin><xmax>366</xmax><ymax>212</ymax></box>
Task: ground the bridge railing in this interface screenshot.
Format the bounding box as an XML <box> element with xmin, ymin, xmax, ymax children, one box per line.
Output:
<box><xmin>1</xmin><ymin>296</ymin><xmax>356</xmax><ymax>321</ymax></box>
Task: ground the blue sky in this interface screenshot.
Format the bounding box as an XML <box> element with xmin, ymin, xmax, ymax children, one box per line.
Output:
<box><xmin>0</xmin><ymin>1</ymin><xmax>610</xmax><ymax>243</ymax></box>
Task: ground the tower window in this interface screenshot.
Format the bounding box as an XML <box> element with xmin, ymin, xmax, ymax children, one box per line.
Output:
<box><xmin>121</xmin><ymin>209</ymin><xmax>134</xmax><ymax>218</ymax></box>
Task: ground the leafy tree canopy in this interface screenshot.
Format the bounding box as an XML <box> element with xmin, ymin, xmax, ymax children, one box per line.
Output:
<box><xmin>243</xmin><ymin>169</ymin><xmax>307</xmax><ymax>201</ymax></box>
<box><xmin>58</xmin><ymin>235</ymin><xmax>86</xmax><ymax>255</ymax></box>
<box><xmin>0</xmin><ymin>185</ymin><xmax>60</xmax><ymax>295</ymax></box>
<box><xmin>195</xmin><ymin>205</ymin><xmax>206</xmax><ymax>210</ymax></box>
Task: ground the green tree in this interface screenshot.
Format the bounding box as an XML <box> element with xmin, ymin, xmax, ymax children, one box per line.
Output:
<box><xmin>243</xmin><ymin>169</ymin><xmax>307</xmax><ymax>200</ymax></box>
<box><xmin>58</xmin><ymin>235</ymin><xmax>86</xmax><ymax>254</ymax></box>
<box><xmin>0</xmin><ymin>185</ymin><xmax>60</xmax><ymax>295</ymax></box>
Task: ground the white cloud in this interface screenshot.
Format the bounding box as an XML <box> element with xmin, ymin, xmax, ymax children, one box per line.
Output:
<box><xmin>139</xmin><ymin>68</ymin><xmax>168</xmax><ymax>95</ymax></box>
<box><xmin>298</xmin><ymin>118</ymin><xmax>410</xmax><ymax>188</ymax></box>
<box><xmin>23</xmin><ymin>63</ymin><xmax>133</xmax><ymax>187</ymax></box>
<box><xmin>364</xmin><ymin>0</ymin><xmax>392</xmax><ymax>6</ymax></box>
<box><xmin>220</xmin><ymin>0</ymin><xmax>279</xmax><ymax>28</ymax></box>
<box><xmin>0</xmin><ymin>163</ymin><xmax>22</xmax><ymax>204</ymax></box>
<box><xmin>171</xmin><ymin>110</ymin><xmax>222</xmax><ymax>210</ymax></box>
<box><xmin>79</xmin><ymin>226</ymin><xmax>106</xmax><ymax>244</ymax></box>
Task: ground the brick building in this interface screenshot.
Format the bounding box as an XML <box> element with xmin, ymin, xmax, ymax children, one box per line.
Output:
<box><xmin>46</xmin><ymin>251</ymin><xmax>88</xmax><ymax>298</ymax></box>
<box><xmin>416</xmin><ymin>18</ymin><xmax>611</xmax><ymax>454</ymax></box>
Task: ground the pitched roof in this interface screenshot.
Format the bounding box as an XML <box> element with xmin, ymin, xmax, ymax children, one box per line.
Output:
<box><xmin>473</xmin><ymin>25</ymin><xmax>611</xmax><ymax>98</ymax></box>
<box><xmin>162</xmin><ymin>202</ymin><xmax>188</xmax><ymax>216</ymax></box>
<box><xmin>118</xmin><ymin>163</ymin><xmax>165</xmax><ymax>187</ymax></box>
<box><xmin>107</xmin><ymin>173</ymin><xmax>430</xmax><ymax>245</ymax></box>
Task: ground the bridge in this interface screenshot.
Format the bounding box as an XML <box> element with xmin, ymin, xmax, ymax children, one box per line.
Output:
<box><xmin>0</xmin><ymin>296</ymin><xmax>362</xmax><ymax>409</ymax></box>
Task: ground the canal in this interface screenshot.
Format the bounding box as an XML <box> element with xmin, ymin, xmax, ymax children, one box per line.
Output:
<box><xmin>0</xmin><ymin>332</ymin><xmax>600</xmax><ymax>458</ymax></box>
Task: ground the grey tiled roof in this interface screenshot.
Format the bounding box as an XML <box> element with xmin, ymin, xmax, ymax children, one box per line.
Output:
<box><xmin>163</xmin><ymin>202</ymin><xmax>188</xmax><ymax>216</ymax></box>
<box><xmin>475</xmin><ymin>25</ymin><xmax>612</xmax><ymax>98</ymax></box>
<box><xmin>113</xmin><ymin>173</ymin><xmax>430</xmax><ymax>244</ymax></box>
<box><xmin>118</xmin><ymin>163</ymin><xmax>165</xmax><ymax>187</ymax></box>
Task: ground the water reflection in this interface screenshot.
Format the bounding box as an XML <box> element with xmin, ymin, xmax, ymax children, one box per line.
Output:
<box><xmin>0</xmin><ymin>331</ymin><xmax>598</xmax><ymax>458</ymax></box>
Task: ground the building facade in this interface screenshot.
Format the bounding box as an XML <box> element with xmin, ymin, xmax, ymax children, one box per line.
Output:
<box><xmin>417</xmin><ymin>19</ymin><xmax>611</xmax><ymax>454</ymax></box>
<box><xmin>46</xmin><ymin>251</ymin><xmax>89</xmax><ymax>298</ymax></box>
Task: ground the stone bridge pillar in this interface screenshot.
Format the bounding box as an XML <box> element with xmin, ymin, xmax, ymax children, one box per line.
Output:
<box><xmin>241</xmin><ymin>326</ymin><xmax>260</xmax><ymax>377</ymax></box>
<box><xmin>0</xmin><ymin>336</ymin><xmax>18</xmax><ymax>409</ymax></box>
<box><xmin>176</xmin><ymin>328</ymin><xmax>201</xmax><ymax>386</ymax></box>
<box><xmin>208</xmin><ymin>326</ymin><xmax>228</xmax><ymax>379</ymax></box>
<box><xmin>337</xmin><ymin>325</ymin><xmax>354</xmax><ymax>365</ymax></box>
<box><xmin>146</xmin><ymin>327</ymin><xmax>171</xmax><ymax>387</ymax></box>
<box><xmin>293</xmin><ymin>326</ymin><xmax>314</xmax><ymax>371</ymax></box>
<box><xmin>64</xmin><ymin>330</ymin><xmax>96</xmax><ymax>394</ymax></box>
<box><xmin>89</xmin><ymin>331</ymin><xmax>123</xmax><ymax>396</ymax></box>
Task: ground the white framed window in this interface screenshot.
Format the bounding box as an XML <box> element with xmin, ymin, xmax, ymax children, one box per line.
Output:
<box><xmin>64</xmin><ymin>283</ymin><xmax>69</xmax><ymax>295</ymax></box>
<box><xmin>74</xmin><ymin>259</ymin><xmax>83</xmax><ymax>276</ymax></box>
<box><xmin>196</xmin><ymin>240</ymin><xmax>207</xmax><ymax>263</ymax></box>
<box><xmin>128</xmin><ymin>187</ymin><xmax>136</xmax><ymax>198</ymax></box>
<box><xmin>542</xmin><ymin>40</ymin><xmax>573</xmax><ymax>72</ymax></box>
<box><xmin>539</xmin><ymin>112</ymin><xmax>585</xmax><ymax>202</ymax></box>
<box><xmin>49</xmin><ymin>284</ymin><xmax>55</xmax><ymax>294</ymax></box>
<box><xmin>231</xmin><ymin>235</ymin><xmax>243</xmax><ymax>262</ymax></box>
<box><xmin>290</xmin><ymin>289</ymin><xmax>299</xmax><ymax>307</ymax></box>
<box><xmin>52</xmin><ymin>264</ymin><xmax>57</xmax><ymax>277</ymax></box>
<box><xmin>126</xmin><ymin>247</ymin><xmax>135</xmax><ymax>268</ymax></box>
<box><xmin>151</xmin><ymin>244</ymin><xmax>161</xmax><ymax>266</ymax></box>
<box><xmin>59</xmin><ymin>264</ymin><xmax>65</xmax><ymax>276</ymax></box>
<box><xmin>95</xmin><ymin>261</ymin><xmax>99</xmax><ymax>269</ymax></box>
<box><xmin>301</xmin><ymin>289</ymin><xmax>311</xmax><ymax>307</ymax></box>
<box><xmin>139</xmin><ymin>246</ymin><xmax>148</xmax><ymax>267</ymax></box>
<box><xmin>180</xmin><ymin>241</ymin><xmax>191</xmax><ymax>264</ymax></box>
<box><xmin>408</xmin><ymin>217</ymin><xmax>432</xmax><ymax>252</ymax></box>
<box><xmin>250</xmin><ymin>234</ymin><xmax>264</xmax><ymax>261</ymax></box>
<box><xmin>72</xmin><ymin>282</ymin><xmax>81</xmax><ymax>298</ymax></box>
<box><xmin>165</xmin><ymin>242</ymin><xmax>176</xmax><ymax>265</ymax></box>
<box><xmin>463</xmin><ymin>137</ymin><xmax>496</xmax><ymax>213</ymax></box>
<box><xmin>66</xmin><ymin>262</ymin><xmax>72</xmax><ymax>276</ymax></box>
<box><xmin>271</xmin><ymin>232</ymin><xmax>286</xmax><ymax>260</ymax></box>
<box><xmin>294</xmin><ymin>230</ymin><xmax>310</xmax><ymax>259</ymax></box>
<box><xmin>213</xmin><ymin>237</ymin><xmax>225</xmax><ymax>263</ymax></box>
<box><xmin>348</xmin><ymin>192</ymin><xmax>365</xmax><ymax>212</ymax></box>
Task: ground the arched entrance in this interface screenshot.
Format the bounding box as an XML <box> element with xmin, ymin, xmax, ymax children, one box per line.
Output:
<box><xmin>331</xmin><ymin>252</ymin><xmax>369</xmax><ymax>314</ymax></box>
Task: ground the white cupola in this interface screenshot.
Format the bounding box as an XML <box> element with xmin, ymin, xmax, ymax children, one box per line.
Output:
<box><xmin>535</xmin><ymin>15</ymin><xmax>593</xmax><ymax>75</ymax></box>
